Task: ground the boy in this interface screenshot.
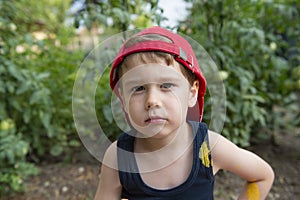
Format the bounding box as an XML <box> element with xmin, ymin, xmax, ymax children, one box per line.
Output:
<box><xmin>94</xmin><ymin>26</ymin><xmax>274</xmax><ymax>199</ymax></box>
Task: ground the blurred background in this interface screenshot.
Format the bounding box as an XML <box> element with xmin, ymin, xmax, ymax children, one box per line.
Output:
<box><xmin>0</xmin><ymin>0</ymin><xmax>299</xmax><ymax>199</ymax></box>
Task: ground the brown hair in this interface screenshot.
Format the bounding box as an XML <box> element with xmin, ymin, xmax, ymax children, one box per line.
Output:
<box><xmin>116</xmin><ymin>34</ymin><xmax>196</xmax><ymax>85</ymax></box>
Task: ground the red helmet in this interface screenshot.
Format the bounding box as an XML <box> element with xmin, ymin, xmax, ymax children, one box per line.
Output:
<box><xmin>110</xmin><ymin>26</ymin><xmax>206</xmax><ymax>122</ymax></box>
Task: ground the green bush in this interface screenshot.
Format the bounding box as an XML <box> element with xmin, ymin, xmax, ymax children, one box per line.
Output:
<box><xmin>0</xmin><ymin>119</ymin><xmax>38</xmax><ymax>195</ymax></box>
<box><xmin>179</xmin><ymin>0</ymin><xmax>300</xmax><ymax>146</ymax></box>
<box><xmin>0</xmin><ymin>0</ymin><xmax>83</xmax><ymax>195</ymax></box>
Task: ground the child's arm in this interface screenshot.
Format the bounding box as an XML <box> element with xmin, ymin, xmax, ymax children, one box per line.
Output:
<box><xmin>94</xmin><ymin>142</ymin><xmax>122</xmax><ymax>200</ymax></box>
<box><xmin>209</xmin><ymin>131</ymin><xmax>274</xmax><ymax>200</ymax></box>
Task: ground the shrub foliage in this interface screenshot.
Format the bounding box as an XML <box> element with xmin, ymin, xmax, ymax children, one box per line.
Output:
<box><xmin>179</xmin><ymin>0</ymin><xmax>300</xmax><ymax>145</ymax></box>
<box><xmin>0</xmin><ymin>0</ymin><xmax>82</xmax><ymax>194</ymax></box>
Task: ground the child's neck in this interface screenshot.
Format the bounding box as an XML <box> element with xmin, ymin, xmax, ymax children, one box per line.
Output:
<box><xmin>135</xmin><ymin>122</ymin><xmax>192</xmax><ymax>152</ymax></box>
<box><xmin>133</xmin><ymin>122</ymin><xmax>194</xmax><ymax>173</ymax></box>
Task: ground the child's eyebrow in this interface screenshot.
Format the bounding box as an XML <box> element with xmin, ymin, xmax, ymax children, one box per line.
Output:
<box><xmin>123</xmin><ymin>79</ymin><xmax>143</xmax><ymax>86</ymax></box>
<box><xmin>159</xmin><ymin>75</ymin><xmax>184</xmax><ymax>83</ymax></box>
<box><xmin>123</xmin><ymin>74</ymin><xmax>185</xmax><ymax>86</ymax></box>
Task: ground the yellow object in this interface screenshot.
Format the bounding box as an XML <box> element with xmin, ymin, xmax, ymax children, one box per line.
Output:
<box><xmin>199</xmin><ymin>141</ymin><xmax>210</xmax><ymax>167</ymax></box>
<box><xmin>247</xmin><ymin>182</ymin><xmax>260</xmax><ymax>200</ymax></box>
<box><xmin>0</xmin><ymin>118</ymin><xmax>15</xmax><ymax>130</ymax></box>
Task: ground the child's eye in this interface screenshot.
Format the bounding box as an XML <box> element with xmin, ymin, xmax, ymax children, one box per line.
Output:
<box><xmin>161</xmin><ymin>83</ymin><xmax>174</xmax><ymax>89</ymax></box>
<box><xmin>132</xmin><ymin>86</ymin><xmax>145</xmax><ymax>92</ymax></box>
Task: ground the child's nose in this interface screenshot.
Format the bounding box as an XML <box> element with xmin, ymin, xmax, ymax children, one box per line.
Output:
<box><xmin>145</xmin><ymin>88</ymin><xmax>161</xmax><ymax>110</ymax></box>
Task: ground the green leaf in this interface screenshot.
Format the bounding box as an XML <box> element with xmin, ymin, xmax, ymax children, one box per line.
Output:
<box><xmin>0</xmin><ymin>103</ymin><xmax>6</xmax><ymax>119</ymax></box>
<box><xmin>29</xmin><ymin>88</ymin><xmax>50</xmax><ymax>105</ymax></box>
<box><xmin>36</xmin><ymin>72</ymin><xmax>50</xmax><ymax>80</ymax></box>
<box><xmin>39</xmin><ymin>111</ymin><xmax>51</xmax><ymax>130</ymax></box>
<box><xmin>95</xmin><ymin>13</ymin><xmax>107</xmax><ymax>25</ymax></box>
<box><xmin>10</xmin><ymin>98</ymin><xmax>22</xmax><ymax>111</ymax></box>
<box><xmin>24</xmin><ymin>33</ymin><xmax>34</xmax><ymax>45</ymax></box>
<box><xmin>102</xmin><ymin>105</ymin><xmax>113</xmax><ymax>123</ymax></box>
<box><xmin>0</xmin><ymin>80</ymin><xmax>5</xmax><ymax>93</ymax></box>
<box><xmin>242</xmin><ymin>95</ymin><xmax>266</xmax><ymax>103</ymax></box>
<box><xmin>69</xmin><ymin>139</ymin><xmax>80</xmax><ymax>147</ymax></box>
<box><xmin>50</xmin><ymin>145</ymin><xmax>63</xmax><ymax>156</ymax></box>
<box><xmin>23</xmin><ymin>109</ymin><xmax>31</xmax><ymax>124</ymax></box>
<box><xmin>112</xmin><ymin>8</ymin><xmax>126</xmax><ymax>23</ymax></box>
<box><xmin>16</xmin><ymin>81</ymin><xmax>31</xmax><ymax>95</ymax></box>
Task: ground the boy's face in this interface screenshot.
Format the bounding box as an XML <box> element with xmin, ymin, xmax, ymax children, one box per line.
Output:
<box><xmin>117</xmin><ymin>60</ymin><xmax>199</xmax><ymax>139</ymax></box>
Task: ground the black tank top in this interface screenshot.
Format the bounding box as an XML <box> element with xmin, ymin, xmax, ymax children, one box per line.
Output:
<box><xmin>117</xmin><ymin>121</ymin><xmax>214</xmax><ymax>200</ymax></box>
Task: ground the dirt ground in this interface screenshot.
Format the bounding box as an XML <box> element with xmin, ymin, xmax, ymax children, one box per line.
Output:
<box><xmin>2</xmin><ymin>130</ymin><xmax>300</xmax><ymax>200</ymax></box>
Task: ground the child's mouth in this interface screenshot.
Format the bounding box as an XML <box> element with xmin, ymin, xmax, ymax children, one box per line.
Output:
<box><xmin>145</xmin><ymin>116</ymin><xmax>167</xmax><ymax>123</ymax></box>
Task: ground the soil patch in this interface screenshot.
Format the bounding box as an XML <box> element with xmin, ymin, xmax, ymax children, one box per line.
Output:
<box><xmin>3</xmin><ymin>130</ymin><xmax>299</xmax><ymax>200</ymax></box>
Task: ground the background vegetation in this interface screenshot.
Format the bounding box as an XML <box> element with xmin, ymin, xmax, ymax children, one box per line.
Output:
<box><xmin>0</xmin><ymin>0</ymin><xmax>299</xmax><ymax>196</ymax></box>
<box><xmin>0</xmin><ymin>0</ymin><xmax>83</xmax><ymax>195</ymax></box>
<box><xmin>179</xmin><ymin>0</ymin><xmax>300</xmax><ymax>145</ymax></box>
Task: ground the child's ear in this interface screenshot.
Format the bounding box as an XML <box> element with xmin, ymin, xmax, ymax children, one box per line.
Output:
<box><xmin>188</xmin><ymin>80</ymin><xmax>199</xmax><ymax>107</ymax></box>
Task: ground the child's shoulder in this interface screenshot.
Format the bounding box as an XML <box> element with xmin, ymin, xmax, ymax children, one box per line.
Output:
<box><xmin>102</xmin><ymin>141</ymin><xmax>118</xmax><ymax>169</ymax></box>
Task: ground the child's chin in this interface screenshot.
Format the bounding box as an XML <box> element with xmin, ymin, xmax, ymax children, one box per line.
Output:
<box><xmin>140</xmin><ymin>130</ymin><xmax>174</xmax><ymax>140</ymax></box>
<box><xmin>135</xmin><ymin>128</ymin><xmax>165</xmax><ymax>139</ymax></box>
